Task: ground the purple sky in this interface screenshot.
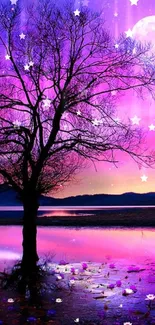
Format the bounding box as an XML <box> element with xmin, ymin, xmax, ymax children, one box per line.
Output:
<box><xmin>6</xmin><ymin>0</ymin><xmax>155</xmax><ymax>197</ymax></box>
<box><xmin>55</xmin><ymin>0</ymin><xmax>155</xmax><ymax>198</ymax></box>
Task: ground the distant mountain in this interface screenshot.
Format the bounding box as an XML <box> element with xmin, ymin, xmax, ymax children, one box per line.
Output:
<box><xmin>0</xmin><ymin>183</ymin><xmax>155</xmax><ymax>206</ymax></box>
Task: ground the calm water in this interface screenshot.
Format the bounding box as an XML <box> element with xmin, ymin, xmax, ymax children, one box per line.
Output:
<box><xmin>0</xmin><ymin>226</ymin><xmax>154</xmax><ymax>270</ymax></box>
<box><xmin>0</xmin><ymin>205</ymin><xmax>154</xmax><ymax>218</ymax></box>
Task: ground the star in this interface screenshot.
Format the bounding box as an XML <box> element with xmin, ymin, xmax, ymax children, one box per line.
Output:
<box><xmin>111</xmin><ymin>90</ymin><xmax>117</xmax><ymax>96</ymax></box>
<box><xmin>10</xmin><ymin>0</ymin><xmax>18</xmax><ymax>4</ymax></box>
<box><xmin>125</xmin><ymin>29</ymin><xmax>133</xmax><ymax>38</ymax></box>
<box><xmin>29</xmin><ymin>61</ymin><xmax>34</xmax><ymax>67</ymax></box>
<box><xmin>63</xmin><ymin>124</ymin><xmax>68</xmax><ymax>130</ymax></box>
<box><xmin>13</xmin><ymin>120</ymin><xmax>21</xmax><ymax>129</ymax></box>
<box><xmin>130</xmin><ymin>115</ymin><xmax>141</xmax><ymax>125</ymax></box>
<box><xmin>77</xmin><ymin>110</ymin><xmax>81</xmax><ymax>116</ymax></box>
<box><xmin>19</xmin><ymin>33</ymin><xmax>26</xmax><ymax>40</ymax></box>
<box><xmin>24</xmin><ymin>64</ymin><xmax>30</xmax><ymax>71</ymax></box>
<box><xmin>115</xmin><ymin>43</ymin><xmax>119</xmax><ymax>49</ymax></box>
<box><xmin>82</xmin><ymin>0</ymin><xmax>89</xmax><ymax>6</ymax></box>
<box><xmin>92</xmin><ymin>118</ymin><xmax>101</xmax><ymax>126</ymax></box>
<box><xmin>74</xmin><ymin>9</ymin><xmax>80</xmax><ymax>16</ymax></box>
<box><xmin>114</xmin><ymin>117</ymin><xmax>121</xmax><ymax>123</ymax></box>
<box><xmin>114</xmin><ymin>12</ymin><xmax>118</xmax><ymax>17</ymax></box>
<box><xmin>5</xmin><ymin>54</ymin><xmax>10</xmax><ymax>60</ymax></box>
<box><xmin>149</xmin><ymin>124</ymin><xmax>155</xmax><ymax>131</ymax></box>
<box><xmin>141</xmin><ymin>175</ymin><xmax>148</xmax><ymax>182</ymax></box>
<box><xmin>130</xmin><ymin>0</ymin><xmax>139</xmax><ymax>5</ymax></box>
<box><xmin>43</xmin><ymin>97</ymin><xmax>51</xmax><ymax>109</ymax></box>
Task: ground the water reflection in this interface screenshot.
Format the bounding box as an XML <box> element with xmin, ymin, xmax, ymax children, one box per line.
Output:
<box><xmin>0</xmin><ymin>226</ymin><xmax>154</xmax><ymax>270</ymax></box>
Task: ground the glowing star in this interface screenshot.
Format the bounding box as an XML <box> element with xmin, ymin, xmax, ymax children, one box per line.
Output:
<box><xmin>141</xmin><ymin>175</ymin><xmax>148</xmax><ymax>182</ymax></box>
<box><xmin>145</xmin><ymin>294</ymin><xmax>155</xmax><ymax>300</ymax></box>
<box><xmin>130</xmin><ymin>115</ymin><xmax>141</xmax><ymax>125</ymax></box>
<box><xmin>74</xmin><ymin>9</ymin><xmax>80</xmax><ymax>16</ymax></box>
<box><xmin>10</xmin><ymin>0</ymin><xmax>17</xmax><ymax>4</ymax></box>
<box><xmin>5</xmin><ymin>54</ymin><xmax>10</xmax><ymax>60</ymax></box>
<box><xmin>114</xmin><ymin>12</ymin><xmax>118</xmax><ymax>17</ymax></box>
<box><xmin>124</xmin><ymin>323</ymin><xmax>132</xmax><ymax>325</ymax></box>
<box><xmin>125</xmin><ymin>29</ymin><xmax>133</xmax><ymax>38</ymax></box>
<box><xmin>24</xmin><ymin>64</ymin><xmax>30</xmax><ymax>71</ymax></box>
<box><xmin>115</xmin><ymin>43</ymin><xmax>119</xmax><ymax>49</ymax></box>
<box><xmin>56</xmin><ymin>298</ymin><xmax>62</xmax><ymax>303</ymax></box>
<box><xmin>43</xmin><ymin>98</ymin><xmax>51</xmax><ymax>109</ymax></box>
<box><xmin>8</xmin><ymin>298</ymin><xmax>14</xmax><ymax>303</ymax></box>
<box><xmin>82</xmin><ymin>0</ymin><xmax>89</xmax><ymax>5</ymax></box>
<box><xmin>29</xmin><ymin>61</ymin><xmax>34</xmax><ymax>67</ymax></box>
<box><xmin>149</xmin><ymin>124</ymin><xmax>155</xmax><ymax>131</ymax></box>
<box><xmin>130</xmin><ymin>0</ymin><xmax>138</xmax><ymax>5</ymax></box>
<box><xmin>74</xmin><ymin>319</ymin><xmax>80</xmax><ymax>323</ymax></box>
<box><xmin>19</xmin><ymin>33</ymin><xmax>26</xmax><ymax>40</ymax></box>
<box><xmin>111</xmin><ymin>90</ymin><xmax>117</xmax><ymax>95</ymax></box>
<box><xmin>92</xmin><ymin>119</ymin><xmax>101</xmax><ymax>126</ymax></box>
<box><xmin>13</xmin><ymin>120</ymin><xmax>21</xmax><ymax>128</ymax></box>
<box><xmin>77</xmin><ymin>110</ymin><xmax>81</xmax><ymax>116</ymax></box>
<box><xmin>119</xmin><ymin>304</ymin><xmax>123</xmax><ymax>308</ymax></box>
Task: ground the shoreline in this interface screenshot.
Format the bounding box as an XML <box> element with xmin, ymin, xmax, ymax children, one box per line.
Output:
<box><xmin>0</xmin><ymin>259</ymin><xmax>154</xmax><ymax>324</ymax></box>
<box><xmin>0</xmin><ymin>208</ymin><xmax>155</xmax><ymax>227</ymax></box>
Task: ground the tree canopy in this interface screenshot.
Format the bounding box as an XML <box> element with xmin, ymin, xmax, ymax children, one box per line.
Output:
<box><xmin>0</xmin><ymin>0</ymin><xmax>154</xmax><ymax>196</ymax></box>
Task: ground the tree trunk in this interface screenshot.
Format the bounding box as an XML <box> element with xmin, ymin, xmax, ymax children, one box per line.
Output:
<box><xmin>21</xmin><ymin>194</ymin><xmax>39</xmax><ymax>275</ymax></box>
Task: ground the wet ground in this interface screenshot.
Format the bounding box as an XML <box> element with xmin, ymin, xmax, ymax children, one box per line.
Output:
<box><xmin>0</xmin><ymin>259</ymin><xmax>155</xmax><ymax>324</ymax></box>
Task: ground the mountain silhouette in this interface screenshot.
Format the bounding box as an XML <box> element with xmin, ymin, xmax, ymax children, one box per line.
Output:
<box><xmin>0</xmin><ymin>183</ymin><xmax>155</xmax><ymax>206</ymax></box>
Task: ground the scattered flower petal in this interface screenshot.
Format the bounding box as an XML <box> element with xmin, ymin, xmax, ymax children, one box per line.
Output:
<box><xmin>116</xmin><ymin>280</ymin><xmax>122</xmax><ymax>287</ymax></box>
<box><xmin>128</xmin><ymin>266</ymin><xmax>140</xmax><ymax>272</ymax></box>
<box><xmin>56</xmin><ymin>298</ymin><xmax>62</xmax><ymax>303</ymax></box>
<box><xmin>130</xmin><ymin>285</ymin><xmax>137</xmax><ymax>292</ymax></box>
<box><xmin>59</xmin><ymin>260</ymin><xmax>67</xmax><ymax>265</ymax></box>
<box><xmin>70</xmin><ymin>279</ymin><xmax>75</xmax><ymax>285</ymax></box>
<box><xmin>123</xmin><ymin>289</ymin><xmax>134</xmax><ymax>296</ymax></box>
<box><xmin>82</xmin><ymin>263</ymin><xmax>88</xmax><ymax>270</ymax></box>
<box><xmin>56</xmin><ymin>275</ymin><xmax>62</xmax><ymax>280</ymax></box>
<box><xmin>107</xmin><ymin>283</ymin><xmax>115</xmax><ymax>289</ymax></box>
<box><xmin>145</xmin><ymin>294</ymin><xmax>155</xmax><ymax>300</ymax></box>
<box><xmin>7</xmin><ymin>298</ymin><xmax>14</xmax><ymax>303</ymax></box>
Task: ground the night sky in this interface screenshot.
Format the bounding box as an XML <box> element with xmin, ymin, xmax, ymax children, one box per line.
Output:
<box><xmin>54</xmin><ymin>0</ymin><xmax>155</xmax><ymax>198</ymax></box>
<box><xmin>6</xmin><ymin>0</ymin><xmax>155</xmax><ymax>197</ymax></box>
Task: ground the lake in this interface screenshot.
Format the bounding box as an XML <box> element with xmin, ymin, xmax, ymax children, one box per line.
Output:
<box><xmin>0</xmin><ymin>226</ymin><xmax>155</xmax><ymax>324</ymax></box>
<box><xmin>0</xmin><ymin>226</ymin><xmax>154</xmax><ymax>269</ymax></box>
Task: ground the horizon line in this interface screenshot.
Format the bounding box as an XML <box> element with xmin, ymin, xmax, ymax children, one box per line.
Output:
<box><xmin>0</xmin><ymin>205</ymin><xmax>155</xmax><ymax>211</ymax></box>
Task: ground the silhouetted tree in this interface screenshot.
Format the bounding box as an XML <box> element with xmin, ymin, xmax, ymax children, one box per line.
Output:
<box><xmin>0</xmin><ymin>0</ymin><xmax>154</xmax><ymax>281</ymax></box>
